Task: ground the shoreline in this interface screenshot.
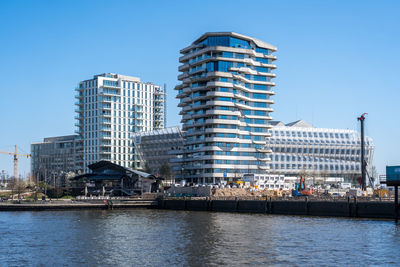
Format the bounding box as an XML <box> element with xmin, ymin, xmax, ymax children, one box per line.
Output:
<box><xmin>158</xmin><ymin>198</ymin><xmax>398</xmax><ymax>220</ymax></box>
<box><xmin>0</xmin><ymin>199</ymin><xmax>157</xmax><ymax>211</ymax></box>
<box><xmin>1</xmin><ymin>198</ymin><xmax>398</xmax><ymax>221</ymax></box>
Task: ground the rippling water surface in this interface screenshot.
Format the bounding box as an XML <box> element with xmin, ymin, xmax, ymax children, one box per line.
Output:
<box><xmin>0</xmin><ymin>209</ymin><xmax>399</xmax><ymax>266</ymax></box>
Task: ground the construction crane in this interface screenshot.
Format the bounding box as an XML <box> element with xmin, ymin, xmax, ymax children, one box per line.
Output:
<box><xmin>0</xmin><ymin>145</ymin><xmax>31</xmax><ymax>181</ymax></box>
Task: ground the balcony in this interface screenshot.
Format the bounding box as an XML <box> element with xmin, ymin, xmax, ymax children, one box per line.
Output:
<box><xmin>101</xmin><ymin>104</ymin><xmax>112</xmax><ymax>110</ymax></box>
<box><xmin>178</xmin><ymin>64</ymin><xmax>190</xmax><ymax>72</ymax></box>
<box><xmin>178</xmin><ymin>73</ymin><xmax>189</xmax><ymax>80</ymax></box>
<box><xmin>100</xmin><ymin>119</ymin><xmax>111</xmax><ymax>124</ymax></box>
<box><xmin>75</xmin><ymin>93</ymin><xmax>83</xmax><ymax>99</ymax></box>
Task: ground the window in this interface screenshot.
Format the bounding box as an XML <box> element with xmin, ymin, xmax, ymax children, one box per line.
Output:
<box><xmin>253</xmin><ymin>84</ymin><xmax>268</xmax><ymax>91</ymax></box>
<box><xmin>255</xmin><ymin>47</ymin><xmax>270</xmax><ymax>55</ymax></box>
<box><xmin>253</xmin><ymin>93</ymin><xmax>267</xmax><ymax>99</ymax></box>
<box><xmin>254</xmin><ymin>102</ymin><xmax>267</xmax><ymax>108</ymax></box>
<box><xmin>255</xmin><ymin>66</ymin><xmax>269</xmax><ymax>73</ymax></box>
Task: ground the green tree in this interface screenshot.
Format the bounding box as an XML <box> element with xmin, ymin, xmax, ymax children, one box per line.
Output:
<box><xmin>144</xmin><ymin>163</ymin><xmax>152</xmax><ymax>174</ymax></box>
<box><xmin>159</xmin><ymin>162</ymin><xmax>172</xmax><ymax>179</ymax></box>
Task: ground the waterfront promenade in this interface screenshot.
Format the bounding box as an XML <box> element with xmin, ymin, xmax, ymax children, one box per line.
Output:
<box><xmin>1</xmin><ymin>196</ymin><xmax>398</xmax><ymax>221</ymax></box>
<box><xmin>0</xmin><ymin>199</ymin><xmax>157</xmax><ymax>211</ymax></box>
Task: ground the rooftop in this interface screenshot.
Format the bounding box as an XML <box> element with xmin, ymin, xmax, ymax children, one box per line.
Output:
<box><xmin>193</xmin><ymin>32</ymin><xmax>277</xmax><ymax>51</ymax></box>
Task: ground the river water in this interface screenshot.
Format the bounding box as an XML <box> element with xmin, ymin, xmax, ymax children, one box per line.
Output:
<box><xmin>0</xmin><ymin>209</ymin><xmax>399</xmax><ymax>266</ymax></box>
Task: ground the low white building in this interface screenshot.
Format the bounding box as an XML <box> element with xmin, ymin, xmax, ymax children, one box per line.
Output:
<box><xmin>242</xmin><ymin>173</ymin><xmax>292</xmax><ymax>190</ymax></box>
<box><xmin>266</xmin><ymin>120</ymin><xmax>374</xmax><ymax>183</ymax></box>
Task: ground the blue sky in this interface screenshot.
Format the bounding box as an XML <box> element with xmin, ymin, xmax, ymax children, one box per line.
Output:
<box><xmin>0</xmin><ymin>0</ymin><xmax>399</xmax><ymax>176</ymax></box>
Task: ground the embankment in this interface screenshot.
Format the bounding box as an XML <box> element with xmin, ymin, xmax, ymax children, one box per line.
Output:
<box><xmin>158</xmin><ymin>198</ymin><xmax>397</xmax><ymax>220</ymax></box>
<box><xmin>0</xmin><ymin>200</ymin><xmax>157</xmax><ymax>211</ymax></box>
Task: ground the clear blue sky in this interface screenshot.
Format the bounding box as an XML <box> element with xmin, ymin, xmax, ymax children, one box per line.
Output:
<box><xmin>0</xmin><ymin>0</ymin><xmax>399</xmax><ymax>176</ymax></box>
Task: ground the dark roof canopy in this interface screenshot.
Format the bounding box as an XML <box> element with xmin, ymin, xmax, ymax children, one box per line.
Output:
<box><xmin>88</xmin><ymin>160</ymin><xmax>134</xmax><ymax>173</ymax></box>
<box><xmin>72</xmin><ymin>161</ymin><xmax>160</xmax><ymax>181</ymax></box>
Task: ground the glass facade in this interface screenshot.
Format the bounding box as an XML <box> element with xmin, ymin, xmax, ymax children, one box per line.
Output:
<box><xmin>75</xmin><ymin>73</ymin><xmax>166</xmax><ymax>171</ymax></box>
<box><xmin>175</xmin><ymin>33</ymin><xmax>277</xmax><ymax>183</ymax></box>
<box><xmin>265</xmin><ymin>121</ymin><xmax>374</xmax><ymax>182</ymax></box>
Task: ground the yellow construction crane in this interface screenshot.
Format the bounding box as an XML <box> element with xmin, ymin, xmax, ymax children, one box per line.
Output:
<box><xmin>0</xmin><ymin>145</ymin><xmax>31</xmax><ymax>180</ymax></box>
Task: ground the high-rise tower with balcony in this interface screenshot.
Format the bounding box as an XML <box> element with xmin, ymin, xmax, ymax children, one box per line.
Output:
<box><xmin>175</xmin><ymin>32</ymin><xmax>277</xmax><ymax>183</ymax></box>
<box><xmin>75</xmin><ymin>73</ymin><xmax>165</xmax><ymax>170</ymax></box>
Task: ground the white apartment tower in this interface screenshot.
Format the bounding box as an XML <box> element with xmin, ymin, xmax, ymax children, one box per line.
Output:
<box><xmin>75</xmin><ymin>73</ymin><xmax>166</xmax><ymax>170</ymax></box>
<box><xmin>175</xmin><ymin>32</ymin><xmax>277</xmax><ymax>183</ymax></box>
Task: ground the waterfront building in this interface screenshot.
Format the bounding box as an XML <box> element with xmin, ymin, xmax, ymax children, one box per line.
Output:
<box><xmin>242</xmin><ymin>173</ymin><xmax>291</xmax><ymax>190</ymax></box>
<box><xmin>71</xmin><ymin>160</ymin><xmax>162</xmax><ymax>196</ymax></box>
<box><xmin>31</xmin><ymin>135</ymin><xmax>83</xmax><ymax>183</ymax></box>
<box><xmin>266</xmin><ymin>120</ymin><xmax>374</xmax><ymax>182</ymax></box>
<box><xmin>175</xmin><ymin>32</ymin><xmax>277</xmax><ymax>183</ymax></box>
<box><xmin>135</xmin><ymin>119</ymin><xmax>374</xmax><ymax>184</ymax></box>
<box><xmin>75</xmin><ymin>73</ymin><xmax>166</xmax><ymax>171</ymax></box>
<box><xmin>131</xmin><ymin>126</ymin><xmax>184</xmax><ymax>175</ymax></box>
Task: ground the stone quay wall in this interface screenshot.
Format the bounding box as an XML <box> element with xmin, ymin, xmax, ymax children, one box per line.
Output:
<box><xmin>158</xmin><ymin>198</ymin><xmax>397</xmax><ymax>220</ymax></box>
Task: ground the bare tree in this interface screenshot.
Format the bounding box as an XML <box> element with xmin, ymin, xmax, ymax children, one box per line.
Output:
<box><xmin>13</xmin><ymin>180</ymin><xmax>27</xmax><ymax>200</ymax></box>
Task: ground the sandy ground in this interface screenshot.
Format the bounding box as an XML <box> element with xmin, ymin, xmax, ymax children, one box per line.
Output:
<box><xmin>212</xmin><ymin>188</ymin><xmax>290</xmax><ymax>198</ymax></box>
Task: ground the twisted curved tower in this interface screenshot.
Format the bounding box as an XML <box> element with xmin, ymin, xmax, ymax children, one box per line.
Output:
<box><xmin>175</xmin><ymin>32</ymin><xmax>277</xmax><ymax>183</ymax></box>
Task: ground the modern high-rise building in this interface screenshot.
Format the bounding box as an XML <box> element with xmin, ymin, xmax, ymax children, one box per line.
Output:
<box><xmin>75</xmin><ymin>73</ymin><xmax>166</xmax><ymax>170</ymax></box>
<box><xmin>175</xmin><ymin>32</ymin><xmax>277</xmax><ymax>183</ymax></box>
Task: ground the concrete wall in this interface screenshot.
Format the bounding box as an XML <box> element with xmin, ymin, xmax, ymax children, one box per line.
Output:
<box><xmin>167</xmin><ymin>186</ymin><xmax>211</xmax><ymax>197</ymax></box>
<box><xmin>159</xmin><ymin>199</ymin><xmax>397</xmax><ymax>220</ymax></box>
<box><xmin>357</xmin><ymin>202</ymin><xmax>394</xmax><ymax>219</ymax></box>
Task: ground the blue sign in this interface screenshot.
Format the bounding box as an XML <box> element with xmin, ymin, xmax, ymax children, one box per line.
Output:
<box><xmin>224</xmin><ymin>171</ymin><xmax>227</xmax><ymax>178</ymax></box>
<box><xmin>386</xmin><ymin>166</ymin><xmax>400</xmax><ymax>182</ymax></box>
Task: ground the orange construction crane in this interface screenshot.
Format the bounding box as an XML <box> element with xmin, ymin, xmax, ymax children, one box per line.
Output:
<box><xmin>0</xmin><ymin>145</ymin><xmax>31</xmax><ymax>180</ymax></box>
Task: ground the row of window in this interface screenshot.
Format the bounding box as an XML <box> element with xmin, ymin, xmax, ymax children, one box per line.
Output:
<box><xmin>271</xmin><ymin>147</ymin><xmax>369</xmax><ymax>155</ymax></box>
<box><xmin>269</xmin><ymin>164</ymin><xmax>360</xmax><ymax>171</ymax></box>
<box><xmin>185</xmin><ymin>116</ymin><xmax>269</xmax><ymax>125</ymax></box>
<box><xmin>184</xmin><ymin>141</ymin><xmax>264</xmax><ymax>151</ymax></box>
<box><xmin>268</xmin><ymin>139</ymin><xmax>363</xmax><ymax>145</ymax></box>
<box><xmin>218</xmin><ymin>78</ymin><xmax>272</xmax><ymax>91</ymax></box>
<box><xmin>272</xmin><ymin>130</ymin><xmax>354</xmax><ymax>139</ymax></box>
<box><xmin>204</xmin><ymin>61</ymin><xmax>270</xmax><ymax>73</ymax></box>
<box><xmin>205</xmin><ymin>160</ymin><xmax>264</xmax><ymax>165</ymax></box>
<box><xmin>206</xmin><ymin>133</ymin><xmax>265</xmax><ymax>141</ymax></box>
<box><xmin>188</xmin><ymin>88</ymin><xmax>270</xmax><ymax>101</ymax></box>
<box><xmin>185</xmin><ymin>125</ymin><xmax>268</xmax><ymax>133</ymax></box>
<box><xmin>195</xmin><ymin>36</ymin><xmax>271</xmax><ymax>56</ymax></box>
<box><xmin>204</xmin><ymin>168</ymin><xmax>262</xmax><ymax>174</ymax></box>
<box><xmin>199</xmin><ymin>36</ymin><xmax>252</xmax><ymax>50</ymax></box>
<box><xmin>215</xmin><ymin>97</ymin><xmax>269</xmax><ymax>108</ymax></box>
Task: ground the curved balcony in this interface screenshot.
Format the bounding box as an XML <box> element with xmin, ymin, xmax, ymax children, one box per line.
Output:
<box><xmin>206</xmin><ymin>81</ymin><xmax>233</xmax><ymax>88</ymax></box>
<box><xmin>178</xmin><ymin>64</ymin><xmax>190</xmax><ymax>72</ymax></box>
<box><xmin>206</xmin><ymin>100</ymin><xmax>235</xmax><ymax>107</ymax></box>
<box><xmin>178</xmin><ymin>72</ymin><xmax>189</xmax><ymax>80</ymax></box>
<box><xmin>258</xmin><ymin>166</ymin><xmax>270</xmax><ymax>170</ymax></box>
<box><xmin>205</xmin><ymin>119</ymin><xmax>240</xmax><ymax>125</ymax></box>
<box><xmin>206</xmin><ymin>109</ymin><xmax>241</xmax><ymax>116</ymax></box>
<box><xmin>206</xmin><ymin>91</ymin><xmax>233</xmax><ymax>98</ymax></box>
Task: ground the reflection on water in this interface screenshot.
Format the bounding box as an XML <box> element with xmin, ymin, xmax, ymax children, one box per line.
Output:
<box><xmin>0</xmin><ymin>210</ymin><xmax>399</xmax><ymax>266</ymax></box>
